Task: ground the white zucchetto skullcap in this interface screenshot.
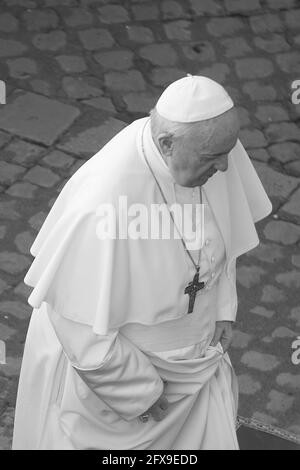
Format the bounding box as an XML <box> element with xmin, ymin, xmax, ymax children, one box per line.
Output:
<box><xmin>155</xmin><ymin>74</ymin><xmax>234</xmax><ymax>122</ymax></box>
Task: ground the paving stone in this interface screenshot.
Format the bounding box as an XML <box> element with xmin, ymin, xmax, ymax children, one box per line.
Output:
<box><xmin>150</xmin><ymin>67</ymin><xmax>185</xmax><ymax>87</ymax></box>
<box><xmin>62</xmin><ymin>76</ymin><xmax>103</xmax><ymax>99</ymax></box>
<box><xmin>0</xmin><ymin>226</ymin><xmax>7</xmax><ymax>240</ymax></box>
<box><xmin>242</xmin><ymin>81</ymin><xmax>277</xmax><ymax>101</ymax></box>
<box><xmin>56</xmin><ymin>55</ymin><xmax>87</xmax><ymax>73</ymax></box>
<box><xmin>14</xmin><ymin>232</ymin><xmax>34</xmax><ymax>255</ymax></box>
<box><xmin>22</xmin><ymin>8</ymin><xmax>59</xmax><ymax>31</ymax></box>
<box><xmin>263</xmin><ymin>220</ymin><xmax>300</xmax><ymax>245</ymax></box>
<box><xmin>0</xmin><ymin>356</ymin><xmax>22</xmax><ymax>377</ymax></box>
<box><xmin>78</xmin><ymin>28</ymin><xmax>114</xmax><ymax>50</ymax></box>
<box><xmin>252</xmin><ymin>412</ymin><xmax>278</xmax><ymax>425</ymax></box>
<box><xmin>181</xmin><ymin>42</ymin><xmax>216</xmax><ymax>63</ymax></box>
<box><xmin>225</xmin><ymin>0</ymin><xmax>261</xmax><ymax>13</ymax></box>
<box><xmin>281</xmin><ymin>187</ymin><xmax>300</xmax><ymax>217</ymax></box>
<box><xmin>14</xmin><ymin>281</ymin><xmax>32</xmax><ymax>299</ymax></box>
<box><xmin>197</xmin><ymin>63</ymin><xmax>230</xmax><ymax>84</ymax></box>
<box><xmin>94</xmin><ymin>50</ymin><xmax>134</xmax><ymax>70</ymax></box>
<box><xmin>189</xmin><ymin>0</ymin><xmax>225</xmax><ymax>15</ymax></box>
<box><xmin>294</xmin><ymin>34</ymin><xmax>300</xmax><ymax>46</ymax></box>
<box><xmin>262</xmin><ymin>335</ymin><xmax>273</xmax><ymax>344</ymax></box>
<box><xmin>255</xmin><ymin>105</ymin><xmax>289</xmax><ymax>124</ymax></box>
<box><xmin>291</xmin><ymin>255</ymin><xmax>300</xmax><ymax>268</ymax></box>
<box><xmin>42</xmin><ymin>150</ymin><xmax>75</xmax><ymax>169</ymax></box>
<box><xmin>123</xmin><ymin>92</ymin><xmax>158</xmax><ymax>113</ymax></box>
<box><xmin>0</xmin><ymin>39</ymin><xmax>27</xmax><ymax>58</ymax></box>
<box><xmin>6</xmin><ymin>182</ymin><xmax>38</xmax><ymax>199</ymax></box>
<box><xmin>231</xmin><ymin>330</ymin><xmax>253</xmax><ymax>349</ymax></box>
<box><xmin>278</xmin><ymin>51</ymin><xmax>300</xmax><ymax>74</ymax></box>
<box><xmin>68</xmin><ymin>160</ymin><xmax>84</xmax><ymax>176</ymax></box>
<box><xmin>161</xmin><ymin>0</ymin><xmax>185</xmax><ymax>19</ymax></box>
<box><xmin>83</xmin><ymin>97</ymin><xmax>116</xmax><ymax>113</ymax></box>
<box><xmin>44</xmin><ymin>0</ymin><xmax>77</xmax><ymax>5</ymax></box>
<box><xmin>252</xmin><ymin>161</ymin><xmax>299</xmax><ymax>199</ymax></box>
<box><xmin>276</xmin><ymin>271</ymin><xmax>300</xmax><ymax>289</ymax></box>
<box><xmin>246</xmin><ymin>242</ymin><xmax>284</xmax><ymax>263</ymax></box>
<box><xmin>237</xmin><ymin>265</ymin><xmax>266</xmax><ymax>288</ymax></box>
<box><xmin>164</xmin><ymin>20</ymin><xmax>192</xmax><ymax>41</ymax></box>
<box><xmin>241</xmin><ymin>351</ymin><xmax>281</xmax><ymax>371</ymax></box>
<box><xmin>225</xmin><ymin>86</ymin><xmax>241</xmax><ymax>103</ymax></box>
<box><xmin>0</xmin><ymin>132</ymin><xmax>12</xmax><ymax>149</ymax></box>
<box><xmin>32</xmin><ymin>30</ymin><xmax>66</xmax><ymax>51</ymax></box>
<box><xmin>7</xmin><ymin>58</ymin><xmax>38</xmax><ymax>80</ymax></box>
<box><xmin>235</xmin><ymin>58</ymin><xmax>274</xmax><ymax>79</ymax></box>
<box><xmin>104</xmin><ymin>70</ymin><xmax>146</xmax><ymax>91</ymax></box>
<box><xmin>222</xmin><ymin>37</ymin><xmax>251</xmax><ymax>58</ymax></box>
<box><xmin>5</xmin><ymin>0</ymin><xmax>37</xmax><ymax>4</ymax></box>
<box><xmin>0</xmin><ymin>201</ymin><xmax>20</xmax><ymax>221</ymax></box>
<box><xmin>290</xmin><ymin>306</ymin><xmax>300</xmax><ymax>326</ymax></box>
<box><xmin>266</xmin><ymin>390</ymin><xmax>295</xmax><ymax>414</ymax></box>
<box><xmin>0</xmin><ymin>406</ymin><xmax>14</xmax><ymax>450</ymax></box>
<box><xmin>30</xmin><ymin>79</ymin><xmax>53</xmax><ymax>96</ymax></box>
<box><xmin>0</xmin><ymin>323</ymin><xmax>16</xmax><ymax>342</ymax></box>
<box><xmin>237</xmin><ymin>107</ymin><xmax>251</xmax><ymax>127</ymax></box>
<box><xmin>132</xmin><ymin>4</ymin><xmax>159</xmax><ymax>21</ymax></box>
<box><xmin>98</xmin><ymin>5</ymin><xmax>129</xmax><ymax>23</ymax></box>
<box><xmin>0</xmin><ymin>279</ymin><xmax>9</xmax><ymax>296</ymax></box>
<box><xmin>249</xmin><ymin>13</ymin><xmax>284</xmax><ymax>34</ymax></box>
<box><xmin>0</xmin><ymin>162</ymin><xmax>25</xmax><ymax>186</ymax></box>
<box><xmin>2</xmin><ymin>139</ymin><xmax>44</xmax><ymax>167</ymax></box>
<box><xmin>28</xmin><ymin>211</ymin><xmax>47</xmax><ymax>231</ymax></box>
<box><xmin>248</xmin><ymin>148</ymin><xmax>270</xmax><ymax>162</ymax></box>
<box><xmin>267</xmin><ymin>0</ymin><xmax>298</xmax><ymax>8</ymax></box>
<box><xmin>62</xmin><ymin>8</ymin><xmax>93</xmax><ymax>27</ymax></box>
<box><xmin>126</xmin><ymin>25</ymin><xmax>154</xmax><ymax>43</ymax></box>
<box><xmin>250</xmin><ymin>305</ymin><xmax>275</xmax><ymax>319</ymax></box>
<box><xmin>238</xmin><ymin>374</ymin><xmax>261</xmax><ymax>395</ymax></box>
<box><xmin>58</xmin><ymin>118</ymin><xmax>127</xmax><ymax>156</ymax></box>
<box><xmin>0</xmin><ymin>300</ymin><xmax>32</xmax><ymax>321</ymax></box>
<box><xmin>0</xmin><ymin>252</ymin><xmax>31</xmax><ymax>275</ymax></box>
<box><xmin>285</xmin><ymin>160</ymin><xmax>300</xmax><ymax>176</ymax></box>
<box><xmin>0</xmin><ymin>91</ymin><xmax>80</xmax><ymax>146</ymax></box>
<box><xmin>285</xmin><ymin>9</ymin><xmax>300</xmax><ymax>28</ymax></box>
<box><xmin>139</xmin><ymin>44</ymin><xmax>178</xmax><ymax>67</ymax></box>
<box><xmin>240</xmin><ymin>129</ymin><xmax>267</xmax><ymax>148</ymax></box>
<box><xmin>269</xmin><ymin>142</ymin><xmax>300</xmax><ymax>164</ymax></box>
<box><xmin>24</xmin><ymin>165</ymin><xmax>60</xmax><ymax>188</ymax></box>
<box><xmin>0</xmin><ymin>13</ymin><xmax>19</xmax><ymax>32</ymax></box>
<box><xmin>254</xmin><ymin>34</ymin><xmax>290</xmax><ymax>53</ymax></box>
<box><xmin>206</xmin><ymin>17</ymin><xmax>245</xmax><ymax>37</ymax></box>
<box><xmin>261</xmin><ymin>285</ymin><xmax>286</xmax><ymax>303</ymax></box>
<box><xmin>271</xmin><ymin>327</ymin><xmax>298</xmax><ymax>338</ymax></box>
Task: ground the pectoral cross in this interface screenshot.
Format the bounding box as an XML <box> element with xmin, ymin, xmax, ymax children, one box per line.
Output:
<box><xmin>184</xmin><ymin>269</ymin><xmax>205</xmax><ymax>314</ymax></box>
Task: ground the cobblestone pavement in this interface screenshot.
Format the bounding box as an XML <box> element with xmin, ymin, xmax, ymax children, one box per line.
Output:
<box><xmin>0</xmin><ymin>0</ymin><xmax>300</xmax><ymax>449</ymax></box>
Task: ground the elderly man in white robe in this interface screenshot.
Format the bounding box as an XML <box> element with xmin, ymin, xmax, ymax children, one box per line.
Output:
<box><xmin>12</xmin><ymin>75</ymin><xmax>272</xmax><ymax>450</ymax></box>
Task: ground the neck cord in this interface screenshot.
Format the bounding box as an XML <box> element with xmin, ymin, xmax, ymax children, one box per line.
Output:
<box><xmin>140</xmin><ymin>119</ymin><xmax>203</xmax><ymax>273</ymax></box>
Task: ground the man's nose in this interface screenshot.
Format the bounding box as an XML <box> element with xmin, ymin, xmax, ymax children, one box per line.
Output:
<box><xmin>214</xmin><ymin>155</ymin><xmax>228</xmax><ymax>172</ymax></box>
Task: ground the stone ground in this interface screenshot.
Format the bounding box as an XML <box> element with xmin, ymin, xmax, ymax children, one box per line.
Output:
<box><xmin>0</xmin><ymin>0</ymin><xmax>300</xmax><ymax>450</ymax></box>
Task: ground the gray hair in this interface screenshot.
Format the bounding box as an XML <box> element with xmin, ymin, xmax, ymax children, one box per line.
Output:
<box><xmin>149</xmin><ymin>107</ymin><xmax>228</xmax><ymax>150</ymax></box>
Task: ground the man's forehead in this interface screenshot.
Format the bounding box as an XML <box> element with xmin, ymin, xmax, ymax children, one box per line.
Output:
<box><xmin>207</xmin><ymin>133</ymin><xmax>238</xmax><ymax>155</ymax></box>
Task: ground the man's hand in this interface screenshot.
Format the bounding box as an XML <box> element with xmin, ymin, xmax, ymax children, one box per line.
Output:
<box><xmin>210</xmin><ymin>321</ymin><xmax>234</xmax><ymax>353</ymax></box>
<box><xmin>140</xmin><ymin>383</ymin><xmax>169</xmax><ymax>422</ymax></box>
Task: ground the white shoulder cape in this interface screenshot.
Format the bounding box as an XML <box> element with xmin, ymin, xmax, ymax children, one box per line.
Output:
<box><xmin>24</xmin><ymin>118</ymin><xmax>272</xmax><ymax>334</ymax></box>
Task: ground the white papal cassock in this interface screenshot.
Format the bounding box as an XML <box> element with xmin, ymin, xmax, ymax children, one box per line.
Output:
<box><xmin>12</xmin><ymin>117</ymin><xmax>272</xmax><ymax>450</ymax></box>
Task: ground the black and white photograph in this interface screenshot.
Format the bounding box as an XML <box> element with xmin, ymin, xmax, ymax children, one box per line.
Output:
<box><xmin>0</xmin><ymin>0</ymin><xmax>299</xmax><ymax>452</ymax></box>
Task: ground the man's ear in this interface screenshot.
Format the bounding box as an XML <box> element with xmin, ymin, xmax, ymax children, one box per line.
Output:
<box><xmin>157</xmin><ymin>133</ymin><xmax>173</xmax><ymax>157</ymax></box>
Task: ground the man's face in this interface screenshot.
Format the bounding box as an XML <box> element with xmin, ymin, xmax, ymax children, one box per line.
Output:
<box><xmin>157</xmin><ymin>109</ymin><xmax>240</xmax><ymax>187</ymax></box>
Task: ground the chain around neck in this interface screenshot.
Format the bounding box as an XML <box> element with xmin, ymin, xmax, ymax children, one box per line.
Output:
<box><xmin>140</xmin><ymin>119</ymin><xmax>204</xmax><ymax>273</ymax></box>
